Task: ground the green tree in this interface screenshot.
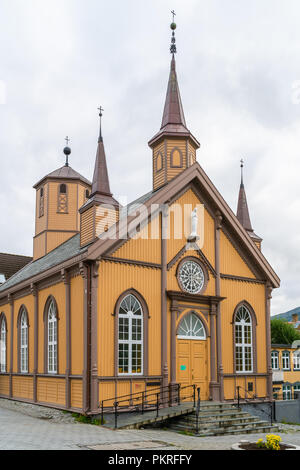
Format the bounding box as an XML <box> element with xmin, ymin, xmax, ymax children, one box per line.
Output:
<box><xmin>271</xmin><ymin>318</ymin><xmax>300</xmax><ymax>344</ymax></box>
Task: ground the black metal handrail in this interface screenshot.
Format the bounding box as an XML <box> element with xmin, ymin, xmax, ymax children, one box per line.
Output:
<box><xmin>195</xmin><ymin>387</ymin><xmax>201</xmax><ymax>434</ymax></box>
<box><xmin>100</xmin><ymin>383</ymin><xmax>196</xmax><ymax>428</ymax></box>
<box><xmin>236</xmin><ymin>385</ymin><xmax>274</xmax><ymax>425</ymax></box>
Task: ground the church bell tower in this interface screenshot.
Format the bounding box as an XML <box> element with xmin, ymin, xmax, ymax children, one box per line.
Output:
<box><xmin>148</xmin><ymin>19</ymin><xmax>200</xmax><ymax>191</ymax></box>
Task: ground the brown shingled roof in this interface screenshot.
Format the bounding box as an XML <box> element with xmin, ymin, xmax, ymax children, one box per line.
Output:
<box><xmin>33</xmin><ymin>165</ymin><xmax>91</xmax><ymax>189</ymax></box>
<box><xmin>0</xmin><ymin>253</ymin><xmax>32</xmax><ymax>281</ymax></box>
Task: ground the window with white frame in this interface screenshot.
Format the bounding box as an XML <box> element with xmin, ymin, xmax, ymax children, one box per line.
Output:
<box><xmin>282</xmin><ymin>351</ymin><xmax>290</xmax><ymax>370</ymax></box>
<box><xmin>283</xmin><ymin>384</ymin><xmax>292</xmax><ymax>400</ymax></box>
<box><xmin>177</xmin><ymin>313</ymin><xmax>206</xmax><ymax>340</ymax></box>
<box><xmin>271</xmin><ymin>351</ymin><xmax>279</xmax><ymax>370</ymax></box>
<box><xmin>47</xmin><ymin>300</ymin><xmax>57</xmax><ymax>374</ymax></box>
<box><xmin>0</xmin><ymin>318</ymin><xmax>6</xmax><ymax>373</ymax></box>
<box><xmin>20</xmin><ymin>309</ymin><xmax>28</xmax><ymax>373</ymax></box>
<box><xmin>118</xmin><ymin>294</ymin><xmax>143</xmax><ymax>375</ymax></box>
<box><xmin>235</xmin><ymin>305</ymin><xmax>253</xmax><ymax>373</ymax></box>
<box><xmin>293</xmin><ymin>350</ymin><xmax>300</xmax><ymax>370</ymax></box>
<box><xmin>294</xmin><ymin>384</ymin><xmax>300</xmax><ymax>396</ymax></box>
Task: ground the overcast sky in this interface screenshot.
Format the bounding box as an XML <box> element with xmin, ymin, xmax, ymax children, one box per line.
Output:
<box><xmin>0</xmin><ymin>0</ymin><xmax>300</xmax><ymax>315</ymax></box>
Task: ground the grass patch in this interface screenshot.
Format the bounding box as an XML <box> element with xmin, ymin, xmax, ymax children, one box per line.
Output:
<box><xmin>178</xmin><ymin>430</ymin><xmax>195</xmax><ymax>437</ymax></box>
<box><xmin>71</xmin><ymin>413</ymin><xmax>105</xmax><ymax>425</ymax></box>
<box><xmin>281</xmin><ymin>420</ymin><xmax>300</xmax><ymax>426</ymax></box>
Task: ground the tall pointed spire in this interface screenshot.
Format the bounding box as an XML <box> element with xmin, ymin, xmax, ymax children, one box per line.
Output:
<box><xmin>237</xmin><ymin>159</ymin><xmax>253</xmax><ymax>232</ymax></box>
<box><xmin>160</xmin><ymin>55</ymin><xmax>187</xmax><ymax>130</ymax></box>
<box><xmin>148</xmin><ymin>15</ymin><xmax>199</xmax><ymax>148</ymax></box>
<box><xmin>90</xmin><ymin>107</ymin><xmax>112</xmax><ymax>198</ymax></box>
<box><xmin>236</xmin><ymin>160</ymin><xmax>262</xmax><ymax>250</ymax></box>
<box><xmin>79</xmin><ymin>108</ymin><xmax>119</xmax><ymax>247</ymax></box>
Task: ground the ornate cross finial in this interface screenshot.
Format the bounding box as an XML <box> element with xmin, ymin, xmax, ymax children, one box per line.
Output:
<box><xmin>170</xmin><ymin>11</ymin><xmax>177</xmax><ymax>55</ymax></box>
<box><xmin>63</xmin><ymin>136</ymin><xmax>71</xmax><ymax>166</ymax></box>
<box><xmin>240</xmin><ymin>158</ymin><xmax>244</xmax><ymax>185</ymax></box>
<box><xmin>98</xmin><ymin>106</ymin><xmax>104</xmax><ymax>142</ymax></box>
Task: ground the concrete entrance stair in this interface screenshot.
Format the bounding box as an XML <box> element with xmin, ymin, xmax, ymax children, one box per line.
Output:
<box><xmin>168</xmin><ymin>402</ymin><xmax>279</xmax><ymax>436</ymax></box>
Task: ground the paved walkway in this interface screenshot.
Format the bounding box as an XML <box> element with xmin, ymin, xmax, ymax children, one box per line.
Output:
<box><xmin>0</xmin><ymin>399</ymin><xmax>299</xmax><ymax>450</ymax></box>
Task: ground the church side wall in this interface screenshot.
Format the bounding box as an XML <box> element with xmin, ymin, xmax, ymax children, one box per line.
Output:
<box><xmin>0</xmin><ymin>271</ymin><xmax>85</xmax><ymax>412</ymax></box>
<box><xmin>220</xmin><ymin>279</ymin><xmax>268</xmax><ymax>400</ymax></box>
<box><xmin>97</xmin><ymin>260</ymin><xmax>162</xmax><ymax>403</ymax></box>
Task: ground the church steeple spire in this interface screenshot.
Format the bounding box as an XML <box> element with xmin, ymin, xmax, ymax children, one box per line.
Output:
<box><xmin>148</xmin><ymin>16</ymin><xmax>200</xmax><ymax>191</ymax></box>
<box><xmin>79</xmin><ymin>108</ymin><xmax>119</xmax><ymax>247</ymax></box>
<box><xmin>237</xmin><ymin>159</ymin><xmax>253</xmax><ymax>232</ymax></box>
<box><xmin>236</xmin><ymin>159</ymin><xmax>263</xmax><ymax>250</ymax></box>
<box><xmin>90</xmin><ymin>107</ymin><xmax>112</xmax><ymax>198</ymax></box>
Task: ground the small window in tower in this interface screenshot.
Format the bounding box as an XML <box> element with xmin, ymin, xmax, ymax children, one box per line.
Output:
<box><xmin>156</xmin><ymin>152</ymin><xmax>163</xmax><ymax>172</ymax></box>
<box><xmin>39</xmin><ymin>186</ymin><xmax>44</xmax><ymax>217</ymax></box>
<box><xmin>60</xmin><ymin>184</ymin><xmax>67</xmax><ymax>194</ymax></box>
<box><xmin>85</xmin><ymin>189</ymin><xmax>90</xmax><ymax>199</ymax></box>
<box><xmin>170</xmin><ymin>148</ymin><xmax>182</xmax><ymax>168</ymax></box>
<box><xmin>57</xmin><ymin>184</ymin><xmax>68</xmax><ymax>213</ymax></box>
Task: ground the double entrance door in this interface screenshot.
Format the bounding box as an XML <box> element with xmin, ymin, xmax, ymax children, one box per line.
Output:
<box><xmin>176</xmin><ymin>338</ymin><xmax>208</xmax><ymax>400</ymax></box>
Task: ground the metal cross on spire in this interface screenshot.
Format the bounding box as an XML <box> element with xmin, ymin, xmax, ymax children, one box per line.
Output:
<box><xmin>63</xmin><ymin>136</ymin><xmax>71</xmax><ymax>167</ymax></box>
<box><xmin>98</xmin><ymin>106</ymin><xmax>104</xmax><ymax>142</ymax></box>
<box><xmin>170</xmin><ymin>10</ymin><xmax>177</xmax><ymax>55</ymax></box>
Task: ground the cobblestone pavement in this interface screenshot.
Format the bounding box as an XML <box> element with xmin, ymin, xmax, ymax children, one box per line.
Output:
<box><xmin>0</xmin><ymin>399</ymin><xmax>299</xmax><ymax>450</ymax></box>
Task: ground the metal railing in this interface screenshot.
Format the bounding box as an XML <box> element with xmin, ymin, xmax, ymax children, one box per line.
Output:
<box><xmin>195</xmin><ymin>387</ymin><xmax>201</xmax><ymax>434</ymax></box>
<box><xmin>100</xmin><ymin>383</ymin><xmax>197</xmax><ymax>429</ymax></box>
<box><xmin>236</xmin><ymin>385</ymin><xmax>274</xmax><ymax>425</ymax></box>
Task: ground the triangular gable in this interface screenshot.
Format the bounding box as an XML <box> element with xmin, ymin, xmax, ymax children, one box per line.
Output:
<box><xmin>87</xmin><ymin>163</ymin><xmax>280</xmax><ymax>288</ymax></box>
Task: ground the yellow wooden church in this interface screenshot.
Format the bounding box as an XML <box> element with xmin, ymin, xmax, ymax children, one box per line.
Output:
<box><xmin>0</xmin><ymin>22</ymin><xmax>280</xmax><ymax>415</ymax></box>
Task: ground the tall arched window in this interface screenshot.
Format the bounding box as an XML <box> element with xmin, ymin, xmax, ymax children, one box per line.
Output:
<box><xmin>20</xmin><ymin>308</ymin><xmax>28</xmax><ymax>373</ymax></box>
<box><xmin>177</xmin><ymin>313</ymin><xmax>206</xmax><ymax>340</ymax></box>
<box><xmin>47</xmin><ymin>300</ymin><xmax>57</xmax><ymax>374</ymax></box>
<box><xmin>234</xmin><ymin>305</ymin><xmax>253</xmax><ymax>373</ymax></box>
<box><xmin>0</xmin><ymin>315</ymin><xmax>6</xmax><ymax>373</ymax></box>
<box><xmin>118</xmin><ymin>294</ymin><xmax>143</xmax><ymax>375</ymax></box>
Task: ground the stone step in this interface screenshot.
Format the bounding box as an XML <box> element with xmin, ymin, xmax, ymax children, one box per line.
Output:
<box><xmin>170</xmin><ymin>416</ymin><xmax>264</xmax><ymax>431</ymax></box>
<box><xmin>194</xmin><ymin>403</ymin><xmax>238</xmax><ymax>411</ymax></box>
<box><xmin>196</xmin><ymin>425</ymin><xmax>279</xmax><ymax>437</ymax></box>
<box><xmin>180</xmin><ymin>410</ymin><xmax>252</xmax><ymax>421</ymax></box>
<box><xmin>180</xmin><ymin>415</ymin><xmax>260</xmax><ymax>428</ymax></box>
<box><xmin>170</xmin><ymin>421</ymin><xmax>279</xmax><ymax>436</ymax></box>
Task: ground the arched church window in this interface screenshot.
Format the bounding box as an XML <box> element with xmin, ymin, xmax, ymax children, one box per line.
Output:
<box><xmin>57</xmin><ymin>183</ymin><xmax>68</xmax><ymax>213</ymax></box>
<box><xmin>118</xmin><ymin>294</ymin><xmax>143</xmax><ymax>375</ymax></box>
<box><xmin>19</xmin><ymin>308</ymin><xmax>28</xmax><ymax>373</ymax></box>
<box><xmin>234</xmin><ymin>305</ymin><xmax>253</xmax><ymax>373</ymax></box>
<box><xmin>0</xmin><ymin>314</ymin><xmax>6</xmax><ymax>373</ymax></box>
<box><xmin>47</xmin><ymin>300</ymin><xmax>57</xmax><ymax>374</ymax></box>
<box><xmin>177</xmin><ymin>313</ymin><xmax>206</xmax><ymax>340</ymax></box>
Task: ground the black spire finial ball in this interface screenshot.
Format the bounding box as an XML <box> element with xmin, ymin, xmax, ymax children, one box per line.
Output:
<box><xmin>64</xmin><ymin>146</ymin><xmax>71</xmax><ymax>156</ymax></box>
<box><xmin>170</xmin><ymin>22</ymin><xmax>176</xmax><ymax>30</ymax></box>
